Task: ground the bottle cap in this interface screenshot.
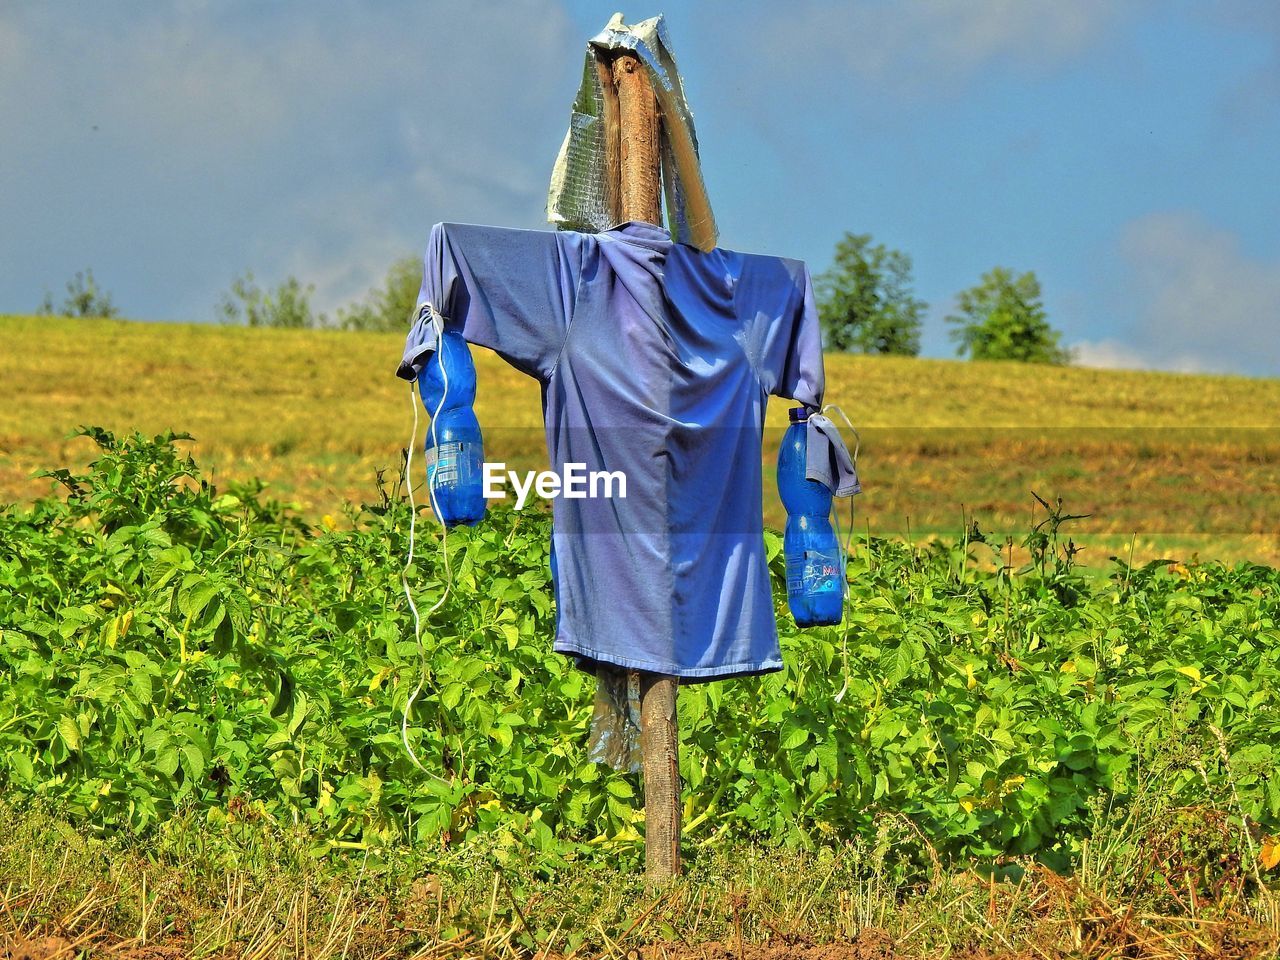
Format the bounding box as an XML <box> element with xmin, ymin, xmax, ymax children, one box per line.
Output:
<box><xmin>788</xmin><ymin>406</ymin><xmax>810</xmax><ymax>423</ymax></box>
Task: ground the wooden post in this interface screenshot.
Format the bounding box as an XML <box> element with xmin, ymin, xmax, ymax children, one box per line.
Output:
<box><xmin>600</xmin><ymin>47</ymin><xmax>682</xmax><ymax>882</ymax></box>
<box><xmin>612</xmin><ymin>53</ymin><xmax>661</xmax><ymax>225</ymax></box>
<box><xmin>638</xmin><ymin>671</ymin><xmax>680</xmax><ymax>879</ymax></box>
<box><xmin>591</xmin><ymin>56</ymin><xmax>623</xmax><ymax>227</ymax></box>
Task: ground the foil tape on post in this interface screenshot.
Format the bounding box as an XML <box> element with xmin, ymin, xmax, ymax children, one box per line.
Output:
<box><xmin>547</xmin><ymin>13</ymin><xmax>718</xmax><ymax>252</ymax></box>
<box><xmin>587</xmin><ymin>666</ymin><xmax>644</xmax><ymax>773</ymax></box>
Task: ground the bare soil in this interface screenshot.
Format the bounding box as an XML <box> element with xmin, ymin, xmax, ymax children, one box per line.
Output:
<box><xmin>4</xmin><ymin>923</ymin><xmax>1277</xmax><ymax>960</ymax></box>
<box><xmin>612</xmin><ymin>929</ymin><xmax>897</xmax><ymax>960</ymax></box>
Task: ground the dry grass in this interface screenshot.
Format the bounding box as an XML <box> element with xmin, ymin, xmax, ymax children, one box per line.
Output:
<box><xmin>1</xmin><ymin>802</ymin><xmax>1277</xmax><ymax>960</ymax></box>
<box><xmin>2</xmin><ymin>314</ymin><xmax>1277</xmax><ymax>564</ymax></box>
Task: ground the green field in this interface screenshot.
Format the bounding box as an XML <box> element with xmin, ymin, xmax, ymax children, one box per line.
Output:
<box><xmin>2</xmin><ymin>428</ymin><xmax>1279</xmax><ymax>957</ymax></box>
<box><xmin>2</xmin><ymin>313</ymin><xmax>1278</xmax><ymax>565</ymax></box>
<box><xmin>3</xmin><ymin>315</ymin><xmax>1280</xmax><ymax>958</ymax></box>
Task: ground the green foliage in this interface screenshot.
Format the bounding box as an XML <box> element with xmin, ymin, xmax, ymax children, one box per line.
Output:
<box><xmin>816</xmin><ymin>233</ymin><xmax>925</xmax><ymax>355</ymax></box>
<box><xmin>217</xmin><ymin>272</ymin><xmax>323</xmax><ymax>328</ymax></box>
<box><xmin>1</xmin><ymin>431</ymin><xmax>1278</xmax><ymax>870</ymax></box>
<box><xmin>215</xmin><ymin>257</ymin><xmax>418</xmax><ymax>333</ymax></box>
<box><xmin>37</xmin><ymin>268</ymin><xmax>118</xmax><ymax>318</ymax></box>
<box><xmin>337</xmin><ymin>257</ymin><xmax>421</xmax><ymax>332</ymax></box>
<box><xmin>947</xmin><ymin>266</ymin><xmax>1071</xmax><ymax>364</ymax></box>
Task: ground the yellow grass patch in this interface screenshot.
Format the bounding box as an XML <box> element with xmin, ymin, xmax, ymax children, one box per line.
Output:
<box><xmin>2</xmin><ymin>314</ymin><xmax>1277</xmax><ymax>564</ymax></box>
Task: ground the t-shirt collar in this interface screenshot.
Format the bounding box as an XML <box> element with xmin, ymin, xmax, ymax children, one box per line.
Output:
<box><xmin>608</xmin><ymin>220</ymin><xmax>673</xmax><ymax>248</ymax></box>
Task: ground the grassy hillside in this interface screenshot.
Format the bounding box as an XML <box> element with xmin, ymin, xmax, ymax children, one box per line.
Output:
<box><xmin>2</xmin><ymin>313</ymin><xmax>1277</xmax><ymax>563</ymax></box>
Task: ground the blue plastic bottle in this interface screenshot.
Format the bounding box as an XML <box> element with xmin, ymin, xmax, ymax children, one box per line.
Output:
<box><xmin>416</xmin><ymin>328</ymin><xmax>486</xmax><ymax>526</ymax></box>
<box><xmin>777</xmin><ymin>407</ymin><xmax>843</xmax><ymax>626</ymax></box>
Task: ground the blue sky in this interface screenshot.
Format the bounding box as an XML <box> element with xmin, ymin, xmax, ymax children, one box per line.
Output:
<box><xmin>2</xmin><ymin>1</ymin><xmax>1277</xmax><ymax>375</ymax></box>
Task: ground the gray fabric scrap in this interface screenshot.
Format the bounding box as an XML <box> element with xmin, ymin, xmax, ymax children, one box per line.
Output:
<box><xmin>806</xmin><ymin>414</ymin><xmax>861</xmax><ymax>497</ymax></box>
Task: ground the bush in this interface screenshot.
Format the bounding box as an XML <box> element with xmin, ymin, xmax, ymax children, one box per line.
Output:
<box><xmin>337</xmin><ymin>257</ymin><xmax>421</xmax><ymax>332</ymax></box>
<box><xmin>217</xmin><ymin>272</ymin><xmax>323</xmax><ymax>328</ymax></box>
<box><xmin>38</xmin><ymin>269</ymin><xmax>118</xmax><ymax>318</ymax></box>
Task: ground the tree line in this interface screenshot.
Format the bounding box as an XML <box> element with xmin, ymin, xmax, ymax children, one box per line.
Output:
<box><xmin>36</xmin><ymin>231</ymin><xmax>1072</xmax><ymax>364</ymax></box>
<box><xmin>212</xmin><ymin>259</ymin><xmax>420</xmax><ymax>332</ymax></box>
<box><xmin>35</xmin><ymin>261</ymin><xmax>420</xmax><ymax>333</ymax></box>
<box><xmin>817</xmin><ymin>232</ymin><xmax>1071</xmax><ymax>364</ymax></box>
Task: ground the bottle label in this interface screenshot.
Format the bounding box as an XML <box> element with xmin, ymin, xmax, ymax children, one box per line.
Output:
<box><xmin>425</xmin><ymin>441</ymin><xmax>480</xmax><ymax>488</ymax></box>
<box><xmin>792</xmin><ymin>548</ymin><xmax>841</xmax><ymax>595</ymax></box>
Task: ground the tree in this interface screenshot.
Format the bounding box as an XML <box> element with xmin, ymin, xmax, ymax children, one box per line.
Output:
<box><xmin>217</xmin><ymin>272</ymin><xmax>323</xmax><ymax>328</ymax></box>
<box><xmin>337</xmin><ymin>256</ymin><xmax>420</xmax><ymax>332</ymax></box>
<box><xmin>815</xmin><ymin>232</ymin><xmax>925</xmax><ymax>355</ymax></box>
<box><xmin>38</xmin><ymin>269</ymin><xmax>118</xmax><ymax>318</ymax></box>
<box><xmin>946</xmin><ymin>267</ymin><xmax>1071</xmax><ymax>364</ymax></box>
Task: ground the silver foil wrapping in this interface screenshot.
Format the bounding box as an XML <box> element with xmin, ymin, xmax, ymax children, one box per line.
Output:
<box><xmin>586</xmin><ymin>666</ymin><xmax>644</xmax><ymax>773</ymax></box>
<box><xmin>547</xmin><ymin>13</ymin><xmax>718</xmax><ymax>251</ymax></box>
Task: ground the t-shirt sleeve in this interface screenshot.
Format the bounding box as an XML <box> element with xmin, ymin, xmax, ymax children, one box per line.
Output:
<box><xmin>743</xmin><ymin>255</ymin><xmax>825</xmax><ymax>407</ymax></box>
<box><xmin>396</xmin><ymin>222</ymin><xmax>582</xmax><ymax>382</ymax></box>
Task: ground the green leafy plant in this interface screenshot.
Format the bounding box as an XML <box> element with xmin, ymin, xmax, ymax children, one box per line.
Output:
<box><xmin>1</xmin><ymin>430</ymin><xmax>1277</xmax><ymax>873</ymax></box>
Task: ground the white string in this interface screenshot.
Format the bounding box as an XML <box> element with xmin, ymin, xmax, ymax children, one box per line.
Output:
<box><xmin>400</xmin><ymin>307</ymin><xmax>452</xmax><ymax>783</ymax></box>
<box><xmin>820</xmin><ymin>403</ymin><xmax>860</xmax><ymax>598</ymax></box>
<box><xmin>821</xmin><ymin>404</ymin><xmax>860</xmax><ymax>703</ymax></box>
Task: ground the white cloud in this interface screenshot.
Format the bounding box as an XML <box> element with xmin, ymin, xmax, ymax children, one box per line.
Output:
<box><xmin>1083</xmin><ymin>212</ymin><xmax>1280</xmax><ymax>376</ymax></box>
<box><xmin>1069</xmin><ymin>338</ymin><xmax>1213</xmax><ymax>374</ymax></box>
<box><xmin>1200</xmin><ymin>1</ymin><xmax>1280</xmax><ymax>124</ymax></box>
<box><xmin>0</xmin><ymin>2</ymin><xmax>578</xmax><ymax>320</ymax></box>
<box><xmin>1069</xmin><ymin>338</ymin><xmax>1149</xmax><ymax>370</ymax></box>
<box><xmin>734</xmin><ymin>0</ymin><xmax>1137</xmax><ymax>95</ymax></box>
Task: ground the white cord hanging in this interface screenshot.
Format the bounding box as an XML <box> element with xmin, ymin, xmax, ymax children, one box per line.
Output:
<box><xmin>400</xmin><ymin>306</ymin><xmax>453</xmax><ymax>784</ymax></box>
<box><xmin>821</xmin><ymin>404</ymin><xmax>860</xmax><ymax>704</ymax></box>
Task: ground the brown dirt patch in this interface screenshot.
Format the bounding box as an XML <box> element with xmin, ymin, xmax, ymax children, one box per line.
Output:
<box><xmin>615</xmin><ymin>929</ymin><xmax>897</xmax><ymax>960</ymax></box>
<box><xmin>0</xmin><ymin>936</ymin><xmax>76</xmax><ymax>960</ymax></box>
<box><xmin>1</xmin><ymin>934</ymin><xmax>190</xmax><ymax>960</ymax></box>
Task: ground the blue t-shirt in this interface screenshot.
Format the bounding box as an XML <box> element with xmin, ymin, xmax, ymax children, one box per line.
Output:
<box><xmin>398</xmin><ymin>220</ymin><xmax>825</xmax><ymax>681</ymax></box>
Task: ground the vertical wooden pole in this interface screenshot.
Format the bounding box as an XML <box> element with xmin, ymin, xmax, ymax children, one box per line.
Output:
<box><xmin>605</xmin><ymin>48</ymin><xmax>681</xmax><ymax>881</ymax></box>
<box><xmin>638</xmin><ymin>671</ymin><xmax>680</xmax><ymax>879</ymax></box>
<box><xmin>592</xmin><ymin>56</ymin><xmax>623</xmax><ymax>227</ymax></box>
<box><xmin>612</xmin><ymin>53</ymin><xmax>661</xmax><ymax>225</ymax></box>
